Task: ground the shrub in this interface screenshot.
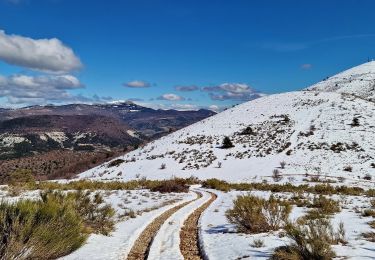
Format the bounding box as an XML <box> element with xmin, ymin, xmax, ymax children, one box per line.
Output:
<box><xmin>271</xmin><ymin>219</ymin><xmax>336</xmax><ymax>260</ymax></box>
<box><xmin>251</xmin><ymin>238</ymin><xmax>265</xmax><ymax>248</ymax></box>
<box><xmin>362</xmin><ymin>209</ymin><xmax>375</xmax><ymax>217</ymax></box>
<box><xmin>364</xmin><ymin>174</ymin><xmax>372</xmax><ymax>181</ymax></box>
<box><xmin>150</xmin><ymin>179</ymin><xmax>189</xmax><ymax>193</ymax></box>
<box><xmin>239</xmin><ymin>126</ymin><xmax>255</xmax><ymax>135</ymax></box>
<box><xmin>160</xmin><ymin>163</ymin><xmax>166</xmax><ymax>170</ymax></box>
<box><xmin>107</xmin><ymin>159</ymin><xmax>125</xmax><ymax>167</ymax></box>
<box><xmin>309</xmin><ymin>195</ymin><xmax>340</xmax><ymax>215</ymax></box>
<box><xmin>202</xmin><ymin>178</ymin><xmax>231</xmax><ymax>192</ymax></box>
<box><xmin>362</xmin><ymin>232</ymin><xmax>375</xmax><ymax>242</ymax></box>
<box><xmin>0</xmin><ymin>194</ymin><xmax>87</xmax><ymax>259</ymax></box>
<box><xmin>1</xmin><ymin>169</ymin><xmax>35</xmax><ymax>185</ymax></box>
<box><xmin>226</xmin><ymin>194</ymin><xmax>291</xmax><ymax>234</ymax></box>
<box><xmin>350</xmin><ymin>117</ymin><xmax>360</xmax><ymax>127</ymax></box>
<box><xmin>221</xmin><ymin>136</ymin><xmax>234</xmax><ymax>149</ymax></box>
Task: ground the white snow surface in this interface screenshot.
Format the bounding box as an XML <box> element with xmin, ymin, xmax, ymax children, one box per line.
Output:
<box><xmin>78</xmin><ymin>90</ymin><xmax>375</xmax><ymax>185</ymax></box>
<box><xmin>148</xmin><ymin>189</ymin><xmax>211</xmax><ymax>260</ymax></box>
<box><xmin>200</xmin><ymin>190</ymin><xmax>375</xmax><ymax>259</ymax></box>
<box><xmin>306</xmin><ymin>61</ymin><xmax>375</xmax><ymax>101</ymax></box>
<box><xmin>61</xmin><ymin>190</ymin><xmax>196</xmax><ymax>260</ymax></box>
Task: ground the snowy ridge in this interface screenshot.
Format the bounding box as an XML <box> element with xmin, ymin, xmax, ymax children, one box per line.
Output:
<box><xmin>306</xmin><ymin>61</ymin><xmax>375</xmax><ymax>101</ymax></box>
<box><xmin>79</xmin><ymin>90</ymin><xmax>375</xmax><ymax>185</ymax></box>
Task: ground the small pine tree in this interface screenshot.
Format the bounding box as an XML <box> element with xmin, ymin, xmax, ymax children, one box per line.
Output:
<box><xmin>240</xmin><ymin>126</ymin><xmax>255</xmax><ymax>135</ymax></box>
<box><xmin>351</xmin><ymin>117</ymin><xmax>360</xmax><ymax>127</ymax></box>
<box><xmin>222</xmin><ymin>136</ymin><xmax>234</xmax><ymax>149</ymax></box>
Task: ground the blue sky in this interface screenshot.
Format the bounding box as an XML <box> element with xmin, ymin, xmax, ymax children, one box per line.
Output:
<box><xmin>1</xmin><ymin>0</ymin><xmax>375</xmax><ymax>110</ymax></box>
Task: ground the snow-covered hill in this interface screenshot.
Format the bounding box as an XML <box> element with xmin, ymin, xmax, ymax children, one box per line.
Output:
<box><xmin>78</xmin><ymin>89</ymin><xmax>375</xmax><ymax>184</ymax></box>
<box><xmin>306</xmin><ymin>61</ymin><xmax>375</xmax><ymax>101</ymax></box>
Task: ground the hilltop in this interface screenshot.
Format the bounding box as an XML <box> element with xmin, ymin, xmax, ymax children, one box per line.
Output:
<box><xmin>79</xmin><ymin>62</ymin><xmax>375</xmax><ymax>186</ymax></box>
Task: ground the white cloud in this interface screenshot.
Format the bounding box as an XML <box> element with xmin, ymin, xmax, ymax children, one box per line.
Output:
<box><xmin>218</xmin><ymin>83</ymin><xmax>252</xmax><ymax>93</ymax></box>
<box><xmin>0</xmin><ymin>30</ymin><xmax>82</xmax><ymax>73</ymax></box>
<box><xmin>203</xmin><ymin>83</ymin><xmax>264</xmax><ymax>101</ymax></box>
<box><xmin>0</xmin><ymin>73</ymin><xmax>90</xmax><ymax>105</ymax></box>
<box><xmin>208</xmin><ymin>105</ymin><xmax>222</xmax><ymax>112</ymax></box>
<box><xmin>135</xmin><ymin>102</ymin><xmax>199</xmax><ymax>111</ymax></box>
<box><xmin>157</xmin><ymin>93</ymin><xmax>185</xmax><ymax>101</ymax></box>
<box><xmin>123</xmin><ymin>80</ymin><xmax>151</xmax><ymax>88</ymax></box>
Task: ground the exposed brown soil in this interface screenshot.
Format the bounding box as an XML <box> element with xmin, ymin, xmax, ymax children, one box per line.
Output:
<box><xmin>180</xmin><ymin>192</ymin><xmax>217</xmax><ymax>260</ymax></box>
<box><xmin>126</xmin><ymin>192</ymin><xmax>201</xmax><ymax>260</ymax></box>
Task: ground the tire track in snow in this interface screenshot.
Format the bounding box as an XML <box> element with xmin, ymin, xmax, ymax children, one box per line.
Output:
<box><xmin>126</xmin><ymin>191</ymin><xmax>201</xmax><ymax>260</ymax></box>
<box><xmin>147</xmin><ymin>190</ymin><xmax>212</xmax><ymax>260</ymax></box>
<box><xmin>180</xmin><ymin>192</ymin><xmax>217</xmax><ymax>260</ymax></box>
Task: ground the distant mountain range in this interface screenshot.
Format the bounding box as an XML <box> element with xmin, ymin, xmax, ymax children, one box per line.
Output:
<box><xmin>0</xmin><ymin>102</ymin><xmax>215</xmax><ymax>180</ymax></box>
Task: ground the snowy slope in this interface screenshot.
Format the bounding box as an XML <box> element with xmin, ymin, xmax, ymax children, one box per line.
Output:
<box><xmin>78</xmin><ymin>90</ymin><xmax>375</xmax><ymax>184</ymax></box>
<box><xmin>306</xmin><ymin>61</ymin><xmax>375</xmax><ymax>101</ymax></box>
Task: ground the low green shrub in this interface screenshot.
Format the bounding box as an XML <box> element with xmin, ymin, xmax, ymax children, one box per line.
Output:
<box><xmin>271</xmin><ymin>219</ymin><xmax>337</xmax><ymax>260</ymax></box>
<box><xmin>0</xmin><ymin>191</ymin><xmax>115</xmax><ymax>259</ymax></box>
<box><xmin>226</xmin><ymin>194</ymin><xmax>291</xmax><ymax>234</ymax></box>
<box><xmin>150</xmin><ymin>179</ymin><xmax>189</xmax><ymax>193</ymax></box>
<box><xmin>0</xmin><ymin>194</ymin><xmax>86</xmax><ymax>259</ymax></box>
<box><xmin>308</xmin><ymin>195</ymin><xmax>340</xmax><ymax>215</ymax></box>
<box><xmin>202</xmin><ymin>178</ymin><xmax>231</xmax><ymax>192</ymax></box>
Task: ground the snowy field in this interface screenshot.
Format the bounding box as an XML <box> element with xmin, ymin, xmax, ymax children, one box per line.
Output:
<box><xmin>200</xmin><ymin>189</ymin><xmax>375</xmax><ymax>260</ymax></box>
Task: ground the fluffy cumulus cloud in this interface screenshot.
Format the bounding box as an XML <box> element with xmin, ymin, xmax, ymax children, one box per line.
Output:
<box><xmin>0</xmin><ymin>30</ymin><xmax>82</xmax><ymax>73</ymax></box>
<box><xmin>0</xmin><ymin>73</ymin><xmax>110</xmax><ymax>105</ymax></box>
<box><xmin>123</xmin><ymin>80</ymin><xmax>151</xmax><ymax>88</ymax></box>
<box><xmin>174</xmin><ymin>85</ymin><xmax>199</xmax><ymax>92</ymax></box>
<box><xmin>202</xmin><ymin>83</ymin><xmax>264</xmax><ymax>101</ymax></box>
<box><xmin>157</xmin><ymin>93</ymin><xmax>185</xmax><ymax>101</ymax></box>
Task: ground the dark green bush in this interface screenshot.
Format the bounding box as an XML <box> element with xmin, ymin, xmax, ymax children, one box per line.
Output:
<box><xmin>107</xmin><ymin>159</ymin><xmax>125</xmax><ymax>167</ymax></box>
<box><xmin>221</xmin><ymin>136</ymin><xmax>234</xmax><ymax>148</ymax></box>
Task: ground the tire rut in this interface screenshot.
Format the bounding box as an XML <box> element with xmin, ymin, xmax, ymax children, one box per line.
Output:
<box><xmin>180</xmin><ymin>192</ymin><xmax>217</xmax><ymax>260</ymax></box>
<box><xmin>126</xmin><ymin>192</ymin><xmax>202</xmax><ymax>260</ymax></box>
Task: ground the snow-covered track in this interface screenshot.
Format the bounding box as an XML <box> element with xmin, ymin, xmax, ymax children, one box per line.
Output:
<box><xmin>147</xmin><ymin>189</ymin><xmax>212</xmax><ymax>260</ymax></box>
<box><xmin>126</xmin><ymin>191</ymin><xmax>200</xmax><ymax>260</ymax></box>
<box><xmin>180</xmin><ymin>192</ymin><xmax>217</xmax><ymax>260</ymax></box>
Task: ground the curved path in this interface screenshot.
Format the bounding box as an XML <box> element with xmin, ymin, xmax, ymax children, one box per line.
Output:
<box><xmin>126</xmin><ymin>188</ymin><xmax>217</xmax><ymax>260</ymax></box>
<box><xmin>180</xmin><ymin>192</ymin><xmax>217</xmax><ymax>260</ymax></box>
<box><xmin>147</xmin><ymin>190</ymin><xmax>215</xmax><ymax>260</ymax></box>
<box><xmin>126</xmin><ymin>192</ymin><xmax>200</xmax><ymax>260</ymax></box>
